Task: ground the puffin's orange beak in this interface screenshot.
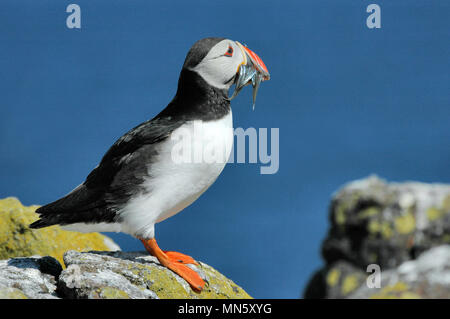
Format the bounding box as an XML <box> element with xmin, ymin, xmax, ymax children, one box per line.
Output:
<box><xmin>242</xmin><ymin>45</ymin><xmax>270</xmax><ymax>81</ymax></box>
<box><xmin>229</xmin><ymin>42</ymin><xmax>270</xmax><ymax>109</ymax></box>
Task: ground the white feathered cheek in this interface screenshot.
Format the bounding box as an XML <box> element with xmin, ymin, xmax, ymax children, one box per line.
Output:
<box><xmin>191</xmin><ymin>41</ymin><xmax>242</xmax><ymax>90</ymax></box>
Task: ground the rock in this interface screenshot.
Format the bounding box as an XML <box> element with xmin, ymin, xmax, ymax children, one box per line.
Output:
<box><xmin>349</xmin><ymin>245</ymin><xmax>450</xmax><ymax>299</ymax></box>
<box><xmin>0</xmin><ymin>255</ymin><xmax>62</xmax><ymax>299</ymax></box>
<box><xmin>58</xmin><ymin>250</ymin><xmax>252</xmax><ymax>299</ymax></box>
<box><xmin>0</xmin><ymin>197</ymin><xmax>120</xmax><ymax>265</ymax></box>
<box><xmin>0</xmin><ymin>196</ymin><xmax>250</xmax><ymax>299</ymax></box>
<box><xmin>0</xmin><ymin>251</ymin><xmax>251</xmax><ymax>299</ymax></box>
<box><xmin>304</xmin><ymin>176</ymin><xmax>450</xmax><ymax>299</ymax></box>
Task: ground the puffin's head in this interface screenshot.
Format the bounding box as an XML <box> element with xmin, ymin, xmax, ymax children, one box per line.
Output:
<box><xmin>183</xmin><ymin>37</ymin><xmax>270</xmax><ymax>107</ymax></box>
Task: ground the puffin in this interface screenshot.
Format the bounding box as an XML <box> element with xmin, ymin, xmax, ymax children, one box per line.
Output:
<box><xmin>30</xmin><ymin>37</ymin><xmax>270</xmax><ymax>292</ymax></box>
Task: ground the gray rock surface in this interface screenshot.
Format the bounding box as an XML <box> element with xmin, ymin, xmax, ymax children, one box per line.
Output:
<box><xmin>349</xmin><ymin>245</ymin><xmax>450</xmax><ymax>299</ymax></box>
<box><xmin>0</xmin><ymin>250</ymin><xmax>251</xmax><ymax>299</ymax></box>
<box><xmin>0</xmin><ymin>256</ymin><xmax>62</xmax><ymax>299</ymax></box>
<box><xmin>58</xmin><ymin>250</ymin><xmax>251</xmax><ymax>299</ymax></box>
<box><xmin>58</xmin><ymin>251</ymin><xmax>158</xmax><ymax>299</ymax></box>
<box><xmin>304</xmin><ymin>176</ymin><xmax>450</xmax><ymax>299</ymax></box>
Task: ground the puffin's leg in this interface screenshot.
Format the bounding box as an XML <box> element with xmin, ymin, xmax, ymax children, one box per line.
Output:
<box><xmin>140</xmin><ymin>238</ymin><xmax>205</xmax><ymax>292</ymax></box>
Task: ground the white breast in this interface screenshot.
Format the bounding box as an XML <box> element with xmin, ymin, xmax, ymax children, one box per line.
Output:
<box><xmin>117</xmin><ymin>111</ymin><xmax>234</xmax><ymax>238</ymax></box>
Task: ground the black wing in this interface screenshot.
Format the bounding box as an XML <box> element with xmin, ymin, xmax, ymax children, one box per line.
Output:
<box><xmin>30</xmin><ymin>116</ymin><xmax>183</xmax><ymax>228</ymax></box>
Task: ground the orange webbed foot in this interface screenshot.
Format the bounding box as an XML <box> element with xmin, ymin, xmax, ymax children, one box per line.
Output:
<box><xmin>140</xmin><ymin>238</ymin><xmax>205</xmax><ymax>292</ymax></box>
<box><xmin>163</xmin><ymin>251</ymin><xmax>198</xmax><ymax>265</ymax></box>
<box><xmin>164</xmin><ymin>260</ymin><xmax>205</xmax><ymax>292</ymax></box>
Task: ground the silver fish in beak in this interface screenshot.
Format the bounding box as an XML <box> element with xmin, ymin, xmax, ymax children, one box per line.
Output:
<box><xmin>229</xmin><ymin>42</ymin><xmax>270</xmax><ymax>109</ymax></box>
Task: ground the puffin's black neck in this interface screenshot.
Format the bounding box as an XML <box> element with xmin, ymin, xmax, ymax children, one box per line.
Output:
<box><xmin>156</xmin><ymin>69</ymin><xmax>231</xmax><ymax>121</ymax></box>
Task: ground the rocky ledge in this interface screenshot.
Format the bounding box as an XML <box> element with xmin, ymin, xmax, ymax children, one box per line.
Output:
<box><xmin>0</xmin><ymin>250</ymin><xmax>251</xmax><ymax>299</ymax></box>
<box><xmin>304</xmin><ymin>176</ymin><xmax>450</xmax><ymax>299</ymax></box>
<box><xmin>0</xmin><ymin>197</ymin><xmax>250</xmax><ymax>299</ymax></box>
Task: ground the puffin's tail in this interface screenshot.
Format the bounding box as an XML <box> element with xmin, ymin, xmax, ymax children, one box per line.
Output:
<box><xmin>29</xmin><ymin>216</ymin><xmax>55</xmax><ymax>229</ymax></box>
<box><xmin>29</xmin><ymin>205</ymin><xmax>65</xmax><ymax>229</ymax></box>
<box><xmin>29</xmin><ymin>183</ymin><xmax>101</xmax><ymax>229</ymax></box>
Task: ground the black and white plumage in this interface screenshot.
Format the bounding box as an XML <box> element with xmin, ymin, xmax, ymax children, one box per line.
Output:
<box><xmin>30</xmin><ymin>37</ymin><xmax>269</xmax><ymax>241</ymax></box>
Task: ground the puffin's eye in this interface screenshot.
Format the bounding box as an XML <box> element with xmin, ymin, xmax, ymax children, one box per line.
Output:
<box><xmin>224</xmin><ymin>46</ymin><xmax>233</xmax><ymax>57</ymax></box>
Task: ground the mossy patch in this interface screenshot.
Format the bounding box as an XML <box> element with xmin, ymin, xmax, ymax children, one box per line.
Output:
<box><xmin>98</xmin><ymin>287</ymin><xmax>130</xmax><ymax>299</ymax></box>
<box><xmin>368</xmin><ymin>253</ymin><xmax>378</xmax><ymax>263</ymax></box>
<box><xmin>358</xmin><ymin>207</ymin><xmax>380</xmax><ymax>220</ymax></box>
<box><xmin>370</xmin><ymin>282</ymin><xmax>421</xmax><ymax>299</ymax></box>
<box><xmin>0</xmin><ymin>197</ymin><xmax>119</xmax><ymax>266</ymax></box>
<box><xmin>341</xmin><ymin>275</ymin><xmax>359</xmax><ymax>296</ymax></box>
<box><xmin>442</xmin><ymin>195</ymin><xmax>450</xmax><ymax>213</ymax></box>
<box><xmin>199</xmin><ymin>264</ymin><xmax>251</xmax><ymax>299</ymax></box>
<box><xmin>368</xmin><ymin>220</ymin><xmax>380</xmax><ymax>234</ymax></box>
<box><xmin>368</xmin><ymin>219</ymin><xmax>393</xmax><ymax>239</ymax></box>
<box><xmin>128</xmin><ymin>262</ymin><xmax>192</xmax><ymax>298</ymax></box>
<box><xmin>380</xmin><ymin>222</ymin><xmax>393</xmax><ymax>239</ymax></box>
<box><xmin>394</xmin><ymin>212</ymin><xmax>415</xmax><ymax>235</ymax></box>
<box><xmin>326</xmin><ymin>268</ymin><xmax>340</xmax><ymax>287</ymax></box>
<box><xmin>334</xmin><ymin>192</ymin><xmax>362</xmax><ymax>226</ymax></box>
<box><xmin>0</xmin><ymin>287</ymin><xmax>28</xmax><ymax>299</ymax></box>
<box><xmin>335</xmin><ymin>206</ymin><xmax>346</xmax><ymax>225</ymax></box>
<box><xmin>442</xmin><ymin>234</ymin><xmax>450</xmax><ymax>243</ymax></box>
<box><xmin>426</xmin><ymin>207</ymin><xmax>442</xmax><ymax>221</ymax></box>
<box><xmin>68</xmin><ymin>252</ymin><xmax>252</xmax><ymax>299</ymax></box>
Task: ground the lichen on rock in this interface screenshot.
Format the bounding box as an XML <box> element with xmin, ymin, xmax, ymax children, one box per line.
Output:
<box><xmin>349</xmin><ymin>245</ymin><xmax>450</xmax><ymax>299</ymax></box>
<box><xmin>0</xmin><ymin>197</ymin><xmax>251</xmax><ymax>299</ymax></box>
<box><xmin>58</xmin><ymin>250</ymin><xmax>252</xmax><ymax>299</ymax></box>
<box><xmin>0</xmin><ymin>255</ymin><xmax>62</xmax><ymax>299</ymax></box>
<box><xmin>0</xmin><ymin>250</ymin><xmax>252</xmax><ymax>299</ymax></box>
<box><xmin>0</xmin><ymin>197</ymin><xmax>120</xmax><ymax>265</ymax></box>
<box><xmin>304</xmin><ymin>176</ymin><xmax>450</xmax><ymax>299</ymax></box>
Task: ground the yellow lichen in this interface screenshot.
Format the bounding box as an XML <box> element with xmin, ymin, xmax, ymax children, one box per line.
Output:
<box><xmin>368</xmin><ymin>220</ymin><xmax>381</xmax><ymax>233</ymax></box>
<box><xmin>400</xmin><ymin>292</ymin><xmax>422</xmax><ymax>299</ymax></box>
<box><xmin>358</xmin><ymin>207</ymin><xmax>380</xmax><ymax>219</ymax></box>
<box><xmin>326</xmin><ymin>269</ymin><xmax>340</xmax><ymax>287</ymax></box>
<box><xmin>0</xmin><ymin>197</ymin><xmax>118</xmax><ymax>266</ymax></box>
<box><xmin>442</xmin><ymin>195</ymin><xmax>450</xmax><ymax>213</ymax></box>
<box><xmin>380</xmin><ymin>222</ymin><xmax>393</xmax><ymax>239</ymax></box>
<box><xmin>426</xmin><ymin>207</ymin><xmax>442</xmax><ymax>221</ymax></box>
<box><xmin>384</xmin><ymin>281</ymin><xmax>408</xmax><ymax>292</ymax></box>
<box><xmin>442</xmin><ymin>234</ymin><xmax>450</xmax><ymax>243</ymax></box>
<box><xmin>341</xmin><ymin>275</ymin><xmax>359</xmax><ymax>296</ymax></box>
<box><xmin>0</xmin><ymin>287</ymin><xmax>28</xmax><ymax>299</ymax></box>
<box><xmin>126</xmin><ymin>261</ymin><xmax>251</xmax><ymax>299</ymax></box>
<box><xmin>335</xmin><ymin>206</ymin><xmax>346</xmax><ymax>225</ymax></box>
<box><xmin>98</xmin><ymin>287</ymin><xmax>130</xmax><ymax>299</ymax></box>
<box><xmin>370</xmin><ymin>282</ymin><xmax>421</xmax><ymax>299</ymax></box>
<box><xmin>394</xmin><ymin>212</ymin><xmax>415</xmax><ymax>235</ymax></box>
<box><xmin>334</xmin><ymin>192</ymin><xmax>362</xmax><ymax>226</ymax></box>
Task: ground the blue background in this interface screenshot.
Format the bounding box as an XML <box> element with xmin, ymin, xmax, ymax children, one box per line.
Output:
<box><xmin>0</xmin><ymin>1</ymin><xmax>449</xmax><ymax>298</ymax></box>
